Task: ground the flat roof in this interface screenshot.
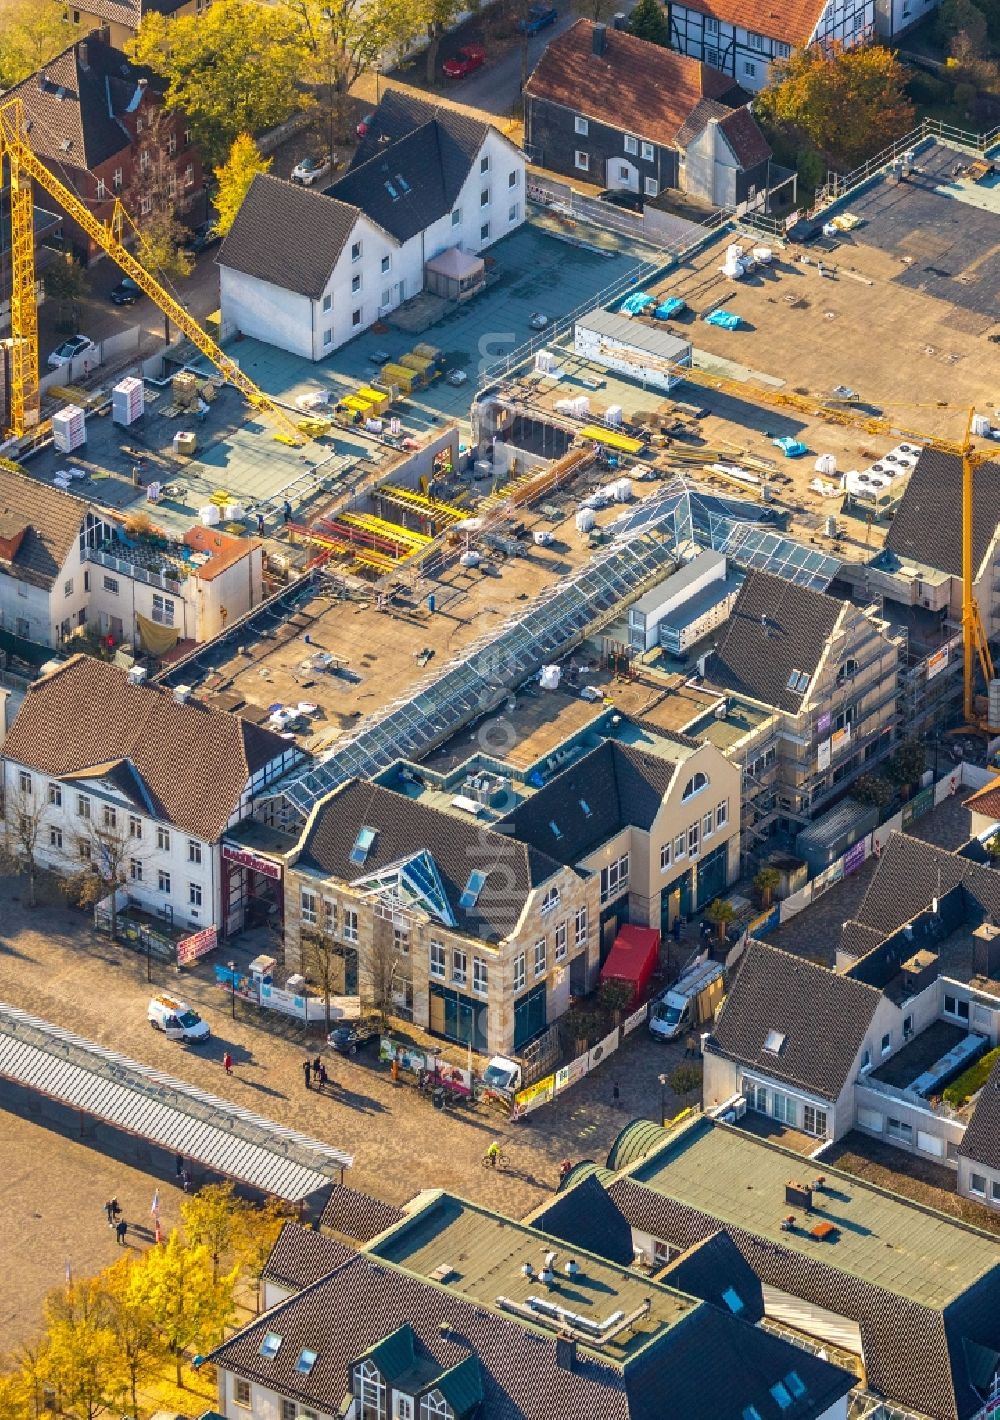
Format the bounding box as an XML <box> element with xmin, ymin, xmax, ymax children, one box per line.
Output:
<box><xmin>370</xmin><ymin>1191</ymin><xmax>695</xmax><ymax>1363</ymax></box>
<box><xmin>576</xmin><ymin>306</ymin><xmax>693</xmax><ymax>362</ymax></box>
<box><xmin>624</xmin><ymin>1117</ymin><xmax>1000</xmax><ymax>1308</ymax></box>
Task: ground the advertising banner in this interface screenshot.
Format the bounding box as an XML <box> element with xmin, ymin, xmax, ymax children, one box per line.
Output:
<box><xmin>926</xmin><ymin>646</ymin><xmax>949</xmax><ymax>680</ymax></box>
<box><xmin>588</xmin><ymin>1029</ymin><xmax>620</xmax><ymax>1071</ymax></box>
<box><xmin>177</xmin><ymin>925</ymin><xmax>217</xmax><ymax>967</ymax></box>
<box><xmin>623</xmin><ymin>1002</ymin><xmax>649</xmax><ymax>1036</ymax></box>
<box><xmin>514</xmin><ymin>1074</ymin><xmax>555</xmax><ymax>1115</ymax></box>
<box><xmin>222</xmin><ymin>843</ymin><xmax>282</xmax><ymax>879</ymax></box>
<box><xmin>843</xmin><ymin>839</ymin><xmax>867</xmax><ymax>876</ymax></box>
<box><xmin>817</xmin><ymin>738</ymin><xmax>831</xmax><ymax>772</ymax></box>
<box><xmin>555</xmin><ymin>1053</ymin><xmax>590</xmax><ymax>1093</ymax></box>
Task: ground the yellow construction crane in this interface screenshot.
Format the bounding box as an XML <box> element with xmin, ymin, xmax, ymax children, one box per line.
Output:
<box><xmin>595</xmin><ymin>337</ymin><xmax>997</xmax><ymax>728</ymax></box>
<box><xmin>0</xmin><ymin>97</ymin><xmax>307</xmax><ymax>446</ymax></box>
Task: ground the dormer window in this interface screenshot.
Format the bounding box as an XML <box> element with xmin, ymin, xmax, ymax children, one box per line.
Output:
<box><xmin>541</xmin><ymin>885</ymin><xmax>560</xmax><ymax>914</ymax></box>
<box><xmin>355</xmin><ymin>1359</ymin><xmax>385</xmax><ymax>1418</ymax></box>
<box><xmin>682</xmin><ymin>771</ymin><xmax>708</xmax><ymax>800</ymax></box>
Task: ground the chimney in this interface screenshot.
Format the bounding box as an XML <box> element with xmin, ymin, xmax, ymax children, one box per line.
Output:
<box><xmin>555</xmin><ymin>1335</ymin><xmax>577</xmax><ymax>1372</ymax></box>
<box><xmin>592</xmin><ymin>22</ymin><xmax>607</xmax><ymax>54</ymax></box>
<box><xmin>785</xmin><ymin>1181</ymin><xmax>813</xmax><ymax>1211</ymax></box>
<box><xmin>78</xmin><ymin>41</ymin><xmax>89</xmax><ymax>70</ymax></box>
<box><xmin>612</xmin><ymin>10</ymin><xmax>628</xmax><ymax>26</ymax></box>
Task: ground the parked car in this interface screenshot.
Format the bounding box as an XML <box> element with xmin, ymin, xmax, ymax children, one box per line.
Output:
<box><xmin>519</xmin><ymin>4</ymin><xmax>558</xmax><ymax>32</ymax></box>
<box><xmin>291</xmin><ymin>154</ymin><xmax>332</xmax><ymax>186</ymax></box>
<box><xmin>47</xmin><ymin>334</ymin><xmax>95</xmax><ymax>369</ymax></box>
<box><xmin>443</xmin><ymin>44</ymin><xmax>486</xmax><ymax>78</ymax></box>
<box><xmin>181</xmin><ymin>223</ymin><xmax>221</xmax><ymax>256</ymax></box>
<box><xmin>147</xmin><ymin>994</ymin><xmax>210</xmax><ymax>1042</ymax></box>
<box><xmin>327</xmin><ymin>1018</ymin><xmax>382</xmax><ymax>1055</ymax></box>
<box><xmin>109</xmin><ymin>276</ymin><xmax>142</xmax><ymax>306</ymax></box>
<box><xmin>598</xmin><ymin>188</ymin><xmax>643</xmax><ymax>213</ymax></box>
<box><xmin>356</xmin><ymin>112</ymin><xmax>376</xmax><ymax>138</ymax></box>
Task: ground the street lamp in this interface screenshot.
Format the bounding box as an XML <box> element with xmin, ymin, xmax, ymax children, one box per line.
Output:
<box><xmin>229</xmin><ymin>960</ymin><xmax>237</xmax><ymax>1019</ymax></box>
<box><xmin>658</xmin><ymin>1073</ymin><xmax>668</xmax><ymax>1128</ymax></box>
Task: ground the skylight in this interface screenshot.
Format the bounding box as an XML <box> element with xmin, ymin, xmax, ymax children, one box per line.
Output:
<box><xmin>396</xmin><ymin>173</ymin><xmax>411</xmax><ymax>193</ymax></box>
<box><xmin>785</xmin><ymin>1372</ymin><xmax>807</xmax><ymax>1400</ymax></box>
<box><xmin>385</xmin><ymin>180</ymin><xmax>398</xmax><ymax>199</ymax></box>
<box><xmin>296</xmin><ymin>1348</ymin><xmax>319</xmax><ymax>1375</ymax></box>
<box><xmin>549</xmin><ymin>820</ymin><xmax>562</xmax><ymax>839</ymax></box>
<box><xmin>721</xmin><ymin>1286</ymin><xmax>744</xmax><ymax>1314</ymax></box>
<box><xmin>743</xmin><ymin>1408</ymin><xmax>763</xmax><ymax>1420</ymax></box>
<box><xmin>350</xmin><ymin>826</ymin><xmax>377</xmax><ymax>865</ymax></box>
<box><xmin>764</xmin><ymin>1028</ymin><xmax>786</xmax><ymax>1054</ymax></box>
<box><xmin>260</xmin><ymin>1332</ymin><xmax>282</xmax><ymax>1359</ymax></box>
<box><xmin>785</xmin><ymin>668</ymin><xmax>811</xmax><ymax>694</ymax></box>
<box><xmin>770</xmin><ymin>1381</ymin><xmax>793</xmax><ymax>1411</ymax></box>
<box><xmin>459</xmin><ymin>869</ymin><xmax>488</xmax><ymax>910</ymax></box>
<box><xmin>579</xmin><ymin>799</ymin><xmax>592</xmax><ymax>817</ymax></box>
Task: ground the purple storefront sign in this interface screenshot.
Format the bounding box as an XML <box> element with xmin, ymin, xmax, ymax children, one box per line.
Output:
<box><xmin>844</xmin><ymin>840</ymin><xmax>867</xmax><ymax>877</ymax></box>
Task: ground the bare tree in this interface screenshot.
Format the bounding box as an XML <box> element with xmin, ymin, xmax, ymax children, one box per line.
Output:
<box><xmin>365</xmin><ymin>917</ymin><xmax>404</xmax><ymax>1023</ymax></box>
<box><xmin>2</xmin><ymin>776</ymin><xmax>49</xmax><ymax>909</ymax></box>
<box><xmin>299</xmin><ymin>926</ymin><xmax>348</xmax><ymax>1033</ymax></box>
<box><xmin>74</xmin><ymin>807</ymin><xmax>151</xmax><ymax>941</ymax></box>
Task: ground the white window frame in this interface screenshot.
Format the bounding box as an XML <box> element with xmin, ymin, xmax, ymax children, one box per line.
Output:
<box><xmin>574</xmin><ymin>150</ymin><xmax>590</xmax><ymax>171</ymax></box>
<box><xmin>158</xmin><ymin>870</ymin><xmax>171</xmax><ymax>895</ymax></box>
<box><xmin>300</xmin><ymin>889</ymin><xmax>318</xmax><ymax>925</ymax></box>
<box><xmin>49</xmin><ymin>826</ymin><xmax>63</xmax><ymax>850</ymax></box>
<box><xmin>189</xmin><ymin>882</ymin><xmax>203</xmax><ymax>908</ymax></box>
<box><xmin>452</xmin><ymin>948</ymin><xmax>467</xmax><ymax>986</ymax></box>
<box><xmin>430</xmin><ymin>940</ymin><xmax>446</xmax><ymax>979</ymax></box>
<box><xmin>534</xmin><ymin>938</ymin><xmax>546</xmax><ymax>976</ymax></box>
<box><xmin>660</xmin><ymin>841</ymin><xmax>672</xmax><ymax>871</ymax></box>
<box><xmin>188</xmin><ymin>839</ymin><xmax>202</xmax><ymax>864</ymax></box>
<box><xmin>624</xmin><ymin>134</ymin><xmax>639</xmax><ymax>155</ymax></box>
<box><xmin>48</xmin><ymin>783</ymin><xmax>62</xmax><ymax>807</ymax></box>
<box><xmin>343</xmin><ymin>908</ymin><xmax>359</xmax><ymax>943</ymax></box>
<box><xmin>716</xmin><ymin>799</ymin><xmax>729</xmax><ymax>829</ymax></box>
<box><xmin>156</xmin><ymin>825</ymin><xmax>170</xmax><ymax>852</ymax></box>
<box><xmin>640</xmin><ymin>140</ymin><xmax>654</xmax><ymax>161</ymax></box>
<box><xmin>129</xmin><ymin>814</ymin><xmax>142</xmax><ymax>839</ymax></box>
<box><xmin>151</xmin><ymin>594</ymin><xmax>175</xmax><ymax>626</ymax></box>
<box><xmin>234</xmin><ymin>1378</ymin><xmax>252</xmax><ymax>1408</ymax></box>
<box><xmin>574</xmin><ymin>115</ymin><xmax>588</xmax><ymax>135</ymax></box>
<box><xmin>574</xmin><ymin>906</ymin><xmax>588</xmax><ymax>946</ymax></box>
<box><xmin>514</xmin><ymin>952</ymin><xmax>526</xmax><ymax>991</ymax></box>
<box><xmin>554</xmin><ymin>921</ymin><xmax>567</xmax><ymax>962</ymax></box>
<box><xmin>473</xmin><ymin>957</ymin><xmax>489</xmax><ymax>995</ymax></box>
<box><xmin>644</xmin><ymin>177</ymin><xmax>659</xmax><ymax>197</ymax></box>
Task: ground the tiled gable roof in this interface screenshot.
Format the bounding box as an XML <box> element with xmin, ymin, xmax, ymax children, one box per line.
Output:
<box><xmin>320</xmin><ymin>1183</ymin><xmax>406</xmax><ymax>1242</ymax></box>
<box><xmin>717</xmin><ymin>107</ymin><xmax>772</xmax><ymax>168</ymax></box>
<box><xmin>524</xmin><ymin>19</ymin><xmax>737</xmax><ymax>149</ymax></box>
<box><xmin>350</xmin><ymin>89</ymin><xmax>489</xmax><ymax>170</ymax></box>
<box><xmin>707</xmin><ymin>568</ymin><xmax>843</xmax><ymax>712</ymax></box>
<box><xmin>656</xmin><ymin>1230</ymin><xmax>765</xmax><ymax>1323</ymax></box>
<box><xmin>958</xmin><ymin>1054</ymin><xmax>1000</xmax><ymax>1171</ymax></box>
<box><xmin>672</xmin><ymin>0</ymin><xmax>828</xmax><ymax>46</ymax></box>
<box><xmin>6</xmin><ymin>34</ymin><xmax>165</xmax><ymax>173</ymax></box>
<box><xmin>218</xmin><ymin>174</ymin><xmax>363</xmax><ymax>299</ymax></box>
<box><xmin>524</xmin><ymin>1172</ymin><xmax>636</xmax><ymax>1264</ymax></box>
<box><xmin>709</xmin><ymin>939</ymin><xmax>880</xmax><ymax>1099</ymax></box>
<box><xmin>965</xmin><ymin>775</ymin><xmax>1000</xmax><ymax>825</ymax></box>
<box><xmin>298</xmin><ymin>781</ymin><xmax>564</xmax><ymax>939</ymax></box>
<box><xmin>4</xmin><ymin>655</ymin><xmax>291</xmax><ymax>841</ymax></box>
<box><xmin>885</xmin><ymin>448</ymin><xmax>1000</xmax><ymax>579</ymax></box>
<box><xmin>499</xmin><ymin>740</ymin><xmax>678</xmax><ymax>866</ymax></box>
<box><xmin>0</xmin><ymin>465</ymin><xmax>87</xmax><ymax>590</ymax></box>
<box><xmin>264</xmin><ymin>1221</ymin><xmax>356</xmax><ymax>1292</ymax></box>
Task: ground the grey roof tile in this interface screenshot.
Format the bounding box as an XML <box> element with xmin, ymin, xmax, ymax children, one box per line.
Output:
<box><xmin>320</xmin><ymin>1183</ymin><xmax>406</xmax><ymax>1242</ymax></box>
<box><xmin>297</xmin><ymin>781</ymin><xmax>565</xmax><ymax>939</ymax></box>
<box><xmin>958</xmin><ymin>1054</ymin><xmax>1000</xmax><ymax>1170</ymax></box>
<box><xmin>656</xmin><ymin>1230</ymin><xmax>765</xmax><ymax>1323</ymax></box>
<box><xmin>706</xmin><ymin>569</ymin><xmax>843</xmax><ymax>712</ymax></box>
<box><xmin>885</xmin><ymin>448</ymin><xmax>1000</xmax><ymax>579</ymax></box>
<box><xmin>218</xmin><ymin>174</ymin><xmax>362</xmax><ymax>299</ymax></box>
<box><xmin>524</xmin><ymin>1173</ymin><xmax>636</xmax><ymax>1265</ymax></box>
<box><xmin>499</xmin><ymin>740</ymin><xmax>678</xmax><ymax>866</ymax></box>
<box><xmin>0</xmin><ymin>464</ymin><xmax>88</xmax><ymax>590</ymax></box>
<box><xmin>709</xmin><ymin>939</ymin><xmax>881</xmax><ymax>1099</ymax></box>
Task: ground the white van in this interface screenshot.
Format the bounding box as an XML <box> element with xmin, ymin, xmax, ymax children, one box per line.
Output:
<box><xmin>147</xmin><ymin>994</ymin><xmax>210</xmax><ymax>1042</ymax></box>
<box><xmin>649</xmin><ymin>959</ymin><xmax>724</xmax><ymax>1041</ymax></box>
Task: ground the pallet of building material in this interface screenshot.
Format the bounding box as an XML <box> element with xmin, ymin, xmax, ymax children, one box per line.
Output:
<box><xmin>399</xmin><ymin>352</ymin><xmax>434</xmax><ymax>377</ymax></box>
<box><xmin>171</xmin><ymin>371</ymin><xmax>199</xmax><ymax>408</ymax></box>
<box><xmin>382</xmin><ymin>363</ymin><xmax>417</xmax><ymax>393</ymax></box>
<box><xmin>197</xmin><ymin>380</ymin><xmax>218</xmax><ymax>402</ymax></box>
<box><xmin>411</xmin><ymin>343</ymin><xmax>442</xmax><ymax>368</ymax></box>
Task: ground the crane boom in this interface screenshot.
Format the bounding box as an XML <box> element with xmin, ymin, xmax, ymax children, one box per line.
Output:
<box><xmin>0</xmin><ymin>97</ymin><xmax>304</xmax><ymax>445</ymax></box>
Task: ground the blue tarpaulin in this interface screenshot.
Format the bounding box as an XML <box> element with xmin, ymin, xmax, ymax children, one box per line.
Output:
<box><xmin>654</xmin><ymin>297</ymin><xmax>686</xmax><ymax>320</ymax></box>
<box><xmin>704</xmin><ymin>310</ymin><xmax>742</xmax><ymax>330</ymax></box>
<box><xmin>620</xmin><ymin>292</ymin><xmax>656</xmax><ymax>316</ymax></box>
<box><xmin>774</xmin><ymin>436</ymin><xmax>809</xmax><ymax>458</ymax></box>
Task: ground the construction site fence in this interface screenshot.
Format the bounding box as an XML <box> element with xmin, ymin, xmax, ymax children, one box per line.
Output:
<box><xmin>812</xmin><ymin>116</ymin><xmax>1000</xmax><ymax>213</ymax></box>
<box><xmin>38</xmin><ymin>324</ymin><xmax>142</xmax><ymax>399</ymax></box>
<box><xmin>741</xmin><ymin>762</ymin><xmax>991</xmax><ymax>948</ymax></box>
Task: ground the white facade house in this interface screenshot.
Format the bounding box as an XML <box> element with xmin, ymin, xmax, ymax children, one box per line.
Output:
<box><xmin>666</xmin><ymin>0</ymin><xmax>875</xmax><ymax>92</ymax></box>
<box><xmin>0</xmin><ymin>466</ymin><xmax>115</xmax><ymax>649</ymax></box>
<box><xmin>2</xmin><ymin>656</ymin><xmax>299</xmax><ymax>936</ymax></box>
<box><xmin>218</xmin><ymin>96</ymin><xmax>526</xmax><ymax>361</ymax></box>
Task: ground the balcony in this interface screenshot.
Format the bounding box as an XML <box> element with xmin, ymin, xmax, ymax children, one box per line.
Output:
<box><xmin>86</xmin><ymin>543</ymin><xmax>185</xmax><ymax>597</ymax></box>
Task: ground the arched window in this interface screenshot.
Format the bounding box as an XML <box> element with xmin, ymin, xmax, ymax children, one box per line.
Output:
<box><xmin>682</xmin><ymin>771</ymin><xmax>709</xmax><ymax>801</ymax></box>
<box><xmin>355</xmin><ymin>1360</ymin><xmax>386</xmax><ymax>1420</ymax></box>
<box><xmin>420</xmin><ymin>1391</ymin><xmax>453</xmax><ymax>1420</ymax></box>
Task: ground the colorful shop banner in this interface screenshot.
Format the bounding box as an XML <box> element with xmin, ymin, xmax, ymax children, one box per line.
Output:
<box><xmin>177</xmin><ymin>925</ymin><xmax>218</xmax><ymax>966</ymax></box>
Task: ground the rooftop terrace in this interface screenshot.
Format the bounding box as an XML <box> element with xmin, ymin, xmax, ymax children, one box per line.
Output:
<box><xmin>618</xmin><ymin>1116</ymin><xmax>1000</xmax><ymax>1309</ymax></box>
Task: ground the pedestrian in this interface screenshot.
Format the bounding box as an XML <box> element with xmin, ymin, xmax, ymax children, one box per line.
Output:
<box><xmin>391</xmin><ymin>1055</ymin><xmax>400</xmax><ymax>1085</ymax></box>
<box><xmin>115</xmin><ymin>1219</ymin><xmax>128</xmax><ymax>1246</ymax></box>
<box><xmin>110</xmin><ymin>1197</ymin><xmax>121</xmax><ymax>1223</ymax></box>
<box><xmin>317</xmin><ymin>1060</ymin><xmax>328</xmax><ymax>1091</ymax></box>
<box><xmin>612</xmin><ymin>1081</ymin><xmax>621</xmax><ymax>1109</ymax></box>
<box><xmin>303</xmin><ymin>1058</ymin><xmax>312</xmax><ymax>1089</ymax></box>
<box><xmin>223</xmin><ymin>1050</ymin><xmax>233</xmax><ymax>1076</ymax></box>
<box><xmin>256</xmin><ymin>511</ymin><xmax>265</xmax><ymax>537</ymax></box>
<box><xmin>104</xmin><ymin>1199</ymin><xmax>115</xmax><ymax>1226</ymax></box>
<box><xmin>181</xmin><ymin>1167</ymin><xmax>191</xmax><ymax>1193</ymax></box>
<box><xmin>283</xmin><ymin>499</ymin><xmax>292</xmax><ymax>524</ymax></box>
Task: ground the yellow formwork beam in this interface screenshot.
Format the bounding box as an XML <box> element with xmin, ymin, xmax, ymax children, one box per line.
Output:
<box><xmin>378</xmin><ymin>484</ymin><xmax>467</xmax><ymax>523</ymax></box>
<box><xmin>338</xmin><ymin>511</ymin><xmax>431</xmax><ymax>549</ymax></box>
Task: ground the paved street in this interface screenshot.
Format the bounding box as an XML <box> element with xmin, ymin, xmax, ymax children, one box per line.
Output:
<box><xmin>0</xmin><ymin>873</ymin><xmax>694</xmax><ymax>1323</ymax></box>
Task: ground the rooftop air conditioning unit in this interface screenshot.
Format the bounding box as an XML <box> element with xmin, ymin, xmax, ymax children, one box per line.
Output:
<box><xmin>127</xmin><ymin>666</ymin><xmax>147</xmax><ymax>685</ymax></box>
<box><xmin>173</xmin><ymin>684</ymin><xmax>192</xmax><ymax>704</ymax></box>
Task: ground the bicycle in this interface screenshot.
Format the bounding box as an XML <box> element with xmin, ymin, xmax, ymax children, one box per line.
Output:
<box><xmin>481</xmin><ymin>1149</ymin><xmax>508</xmax><ymax>1170</ymax></box>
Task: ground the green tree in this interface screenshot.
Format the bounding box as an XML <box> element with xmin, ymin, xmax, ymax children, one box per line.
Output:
<box><xmin>629</xmin><ymin>0</ymin><xmax>671</xmax><ymax>47</ymax></box>
<box><xmin>44</xmin><ymin>1278</ymin><xmax>126</xmax><ymax>1420</ymax></box>
<box><xmin>598</xmin><ymin>976</ymin><xmax>635</xmax><ymax>1024</ymax></box>
<box><xmin>886</xmin><ymin>738</ymin><xmax>925</xmax><ymax>789</ymax></box>
<box><xmin>132</xmin><ymin>1231</ymin><xmax>237</xmax><ymax>1384</ymax></box>
<box><xmin>129</xmin><ymin>2</ymin><xmax>308</xmax><ymax>168</ymax></box>
<box><xmin>755</xmin><ymin>42</ymin><xmax>915</xmax><ymax>170</ymax></box>
<box><xmin>213</xmin><ymin>134</ymin><xmax>271</xmax><ymax>237</ymax></box>
<box><xmin>935</xmin><ymin>0</ymin><xmax>989</xmax><ymax>49</ymax></box>
<box><xmin>669</xmin><ymin>1061</ymin><xmax>702</xmax><ymax>1095</ymax></box>
<box><xmin>753</xmin><ymin>866</ymin><xmax>780</xmax><ymax>909</ymax></box>
<box><xmin>852</xmin><ymin>773</ymin><xmax>894</xmax><ymax>809</ymax></box>
<box><xmin>43</xmin><ymin>255</ymin><xmax>90</xmax><ymax>333</ymax></box>
<box><xmin>0</xmin><ymin>0</ymin><xmax>69</xmax><ymax>89</ymax></box>
<box><xmin>424</xmin><ymin>0</ymin><xmax>472</xmax><ymax>84</ymax></box>
<box><xmin>101</xmin><ymin>1256</ymin><xmax>169</xmax><ymax>1420</ymax></box>
<box><xmin>705</xmin><ymin>896</ymin><xmax>736</xmax><ymax>944</ymax></box>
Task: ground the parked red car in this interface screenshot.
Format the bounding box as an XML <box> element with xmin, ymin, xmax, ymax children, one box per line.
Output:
<box><xmin>442</xmin><ymin>44</ymin><xmax>486</xmax><ymax>78</ymax></box>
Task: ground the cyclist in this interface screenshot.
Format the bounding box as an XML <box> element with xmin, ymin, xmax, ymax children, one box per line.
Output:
<box><xmin>484</xmin><ymin>1141</ymin><xmax>502</xmax><ymax>1168</ymax></box>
